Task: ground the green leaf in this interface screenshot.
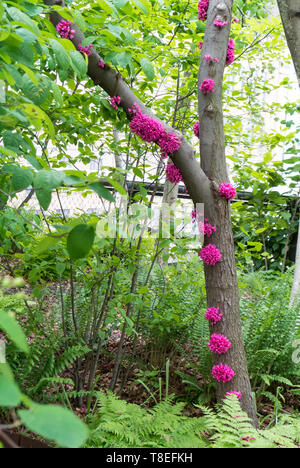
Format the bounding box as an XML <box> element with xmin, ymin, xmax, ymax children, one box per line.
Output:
<box><xmin>255</xmin><ymin>227</ymin><xmax>267</xmax><ymax>234</ymax></box>
<box><xmin>72</xmin><ymin>10</ymin><xmax>86</xmax><ymax>31</ymax></box>
<box><xmin>70</xmin><ymin>50</ymin><xmax>88</xmax><ymax>78</ymax></box>
<box><xmin>21</xmin><ymin>74</ymin><xmax>50</xmax><ymax>106</ymax></box>
<box><xmin>35</xmin><ymin>236</ymin><xmax>59</xmax><ymax>255</ymax></box>
<box><xmin>158</xmin><ymin>239</ymin><xmax>171</xmax><ymax>249</ymax></box>
<box><xmin>131</xmin><ymin>0</ymin><xmax>148</xmax><ymax>14</ymax></box>
<box><xmin>34</xmin><ymin>170</ymin><xmax>64</xmax><ymax>190</ymax></box>
<box><xmin>49</xmin><ymin>38</ymin><xmax>70</xmax><ymax>70</ymax></box>
<box><xmin>113</xmin><ymin>51</ymin><xmax>132</xmax><ymax>67</ymax></box>
<box><xmin>51</xmin><ymin>82</ymin><xmax>63</xmax><ymax>106</ymax></box>
<box><xmin>132</xmin><ymin>167</ymin><xmax>144</xmax><ymax>178</ymax></box>
<box><xmin>106</xmin><ymin>177</ymin><xmax>127</xmax><ymax>196</ymax></box>
<box><xmin>67</xmin><ymin>224</ymin><xmax>95</xmax><ymax>260</ymax></box>
<box><xmin>7</xmin><ymin>7</ymin><xmax>40</xmax><ymax>36</ymax></box>
<box><xmin>96</xmin><ymin>0</ymin><xmax>113</xmax><ymax>14</ymax></box>
<box><xmin>140</xmin><ymin>57</ymin><xmax>155</xmax><ymax>80</ymax></box>
<box><xmin>89</xmin><ymin>182</ymin><xmax>115</xmax><ymax>202</ymax></box>
<box><xmin>0</xmin><ymin>310</ymin><xmax>29</xmax><ymax>354</ymax></box>
<box><xmin>34</xmin><ymin>170</ymin><xmax>64</xmax><ymax>210</ymax></box>
<box><xmin>36</xmin><ymin>188</ymin><xmax>52</xmax><ymax>211</ymax></box>
<box><xmin>18</xmin><ymin>405</ymin><xmax>89</xmax><ymax>448</ymax></box>
<box><xmin>2</xmin><ymin>164</ymin><xmax>33</xmax><ymax>191</ymax></box>
<box><xmin>0</xmin><ymin>375</ymin><xmax>21</xmax><ymax>407</ymax></box>
<box><xmin>17</xmin><ymin>62</ymin><xmax>39</xmax><ymax>86</ymax></box>
<box><xmin>56</xmin><ymin>263</ymin><xmax>66</xmax><ymax>276</ymax></box>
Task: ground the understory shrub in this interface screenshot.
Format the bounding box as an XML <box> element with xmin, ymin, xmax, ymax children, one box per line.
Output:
<box><xmin>240</xmin><ymin>269</ymin><xmax>300</xmax><ymax>387</ymax></box>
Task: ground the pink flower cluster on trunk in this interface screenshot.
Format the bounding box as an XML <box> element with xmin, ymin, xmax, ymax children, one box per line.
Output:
<box><xmin>212</xmin><ymin>363</ymin><xmax>235</xmax><ymax>383</ymax></box>
<box><xmin>159</xmin><ymin>133</ymin><xmax>182</xmax><ymax>158</ymax></box>
<box><xmin>226</xmin><ymin>38</ymin><xmax>235</xmax><ymax>65</ymax></box>
<box><xmin>198</xmin><ymin>221</ymin><xmax>216</xmax><ymax>237</ymax></box>
<box><xmin>78</xmin><ymin>43</ymin><xmax>93</xmax><ymax>56</ymax></box>
<box><xmin>128</xmin><ymin>103</ymin><xmax>181</xmax><ymax>158</ymax></box>
<box><xmin>198</xmin><ymin>0</ymin><xmax>209</xmax><ymax>21</ymax></box>
<box><xmin>199</xmin><ymin>244</ymin><xmax>222</xmax><ymax>265</ymax></box>
<box><xmin>110</xmin><ymin>96</ymin><xmax>121</xmax><ymax>110</ymax></box>
<box><xmin>200</xmin><ymin>78</ymin><xmax>215</xmax><ymax>95</ymax></box>
<box><xmin>56</xmin><ymin>20</ymin><xmax>75</xmax><ymax>40</ymax></box>
<box><xmin>218</xmin><ymin>183</ymin><xmax>236</xmax><ymax>200</ymax></box>
<box><xmin>204</xmin><ymin>307</ymin><xmax>223</xmax><ymax>325</ymax></box>
<box><xmin>165</xmin><ymin>163</ymin><xmax>183</xmax><ymax>185</ymax></box>
<box><xmin>193</xmin><ymin>121</ymin><xmax>199</xmax><ymax>138</ymax></box>
<box><xmin>226</xmin><ymin>390</ymin><xmax>242</xmax><ymax>400</ymax></box>
<box><xmin>208</xmin><ymin>334</ymin><xmax>232</xmax><ymax>354</ymax></box>
<box><xmin>214</xmin><ymin>19</ymin><xmax>228</xmax><ymax>28</ymax></box>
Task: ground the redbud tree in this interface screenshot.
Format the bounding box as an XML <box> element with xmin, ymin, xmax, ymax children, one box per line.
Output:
<box><xmin>43</xmin><ymin>0</ymin><xmax>258</xmax><ymax>425</ymax></box>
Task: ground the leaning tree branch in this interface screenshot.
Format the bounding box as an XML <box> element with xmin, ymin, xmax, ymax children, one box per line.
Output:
<box><xmin>43</xmin><ymin>0</ymin><xmax>212</xmax><ymax>206</ymax></box>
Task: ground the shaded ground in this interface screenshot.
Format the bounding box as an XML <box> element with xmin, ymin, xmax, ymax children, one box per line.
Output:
<box><xmin>1</xmin><ymin>264</ymin><xmax>299</xmax><ymax>447</ymax></box>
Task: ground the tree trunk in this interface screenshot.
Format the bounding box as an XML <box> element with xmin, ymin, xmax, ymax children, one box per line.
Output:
<box><xmin>277</xmin><ymin>0</ymin><xmax>300</xmax><ymax>86</ymax></box>
<box><xmin>197</xmin><ymin>0</ymin><xmax>257</xmax><ymax>424</ymax></box>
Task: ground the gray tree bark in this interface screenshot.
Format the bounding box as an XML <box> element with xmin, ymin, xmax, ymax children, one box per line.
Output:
<box><xmin>277</xmin><ymin>0</ymin><xmax>300</xmax><ymax>86</ymax></box>
<box><xmin>197</xmin><ymin>0</ymin><xmax>257</xmax><ymax>424</ymax></box>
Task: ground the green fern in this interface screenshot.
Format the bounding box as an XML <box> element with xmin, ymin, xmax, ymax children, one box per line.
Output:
<box><xmin>86</xmin><ymin>391</ymin><xmax>207</xmax><ymax>448</ymax></box>
<box><xmin>86</xmin><ymin>392</ymin><xmax>300</xmax><ymax>448</ymax></box>
<box><xmin>198</xmin><ymin>394</ymin><xmax>300</xmax><ymax>448</ymax></box>
<box><xmin>240</xmin><ymin>270</ymin><xmax>300</xmax><ymax>386</ymax></box>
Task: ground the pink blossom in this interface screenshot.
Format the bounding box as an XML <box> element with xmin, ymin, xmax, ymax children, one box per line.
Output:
<box><xmin>158</xmin><ymin>132</ymin><xmax>181</xmax><ymax>158</ymax></box>
<box><xmin>199</xmin><ymin>78</ymin><xmax>215</xmax><ymax>95</ymax></box>
<box><xmin>198</xmin><ymin>0</ymin><xmax>209</xmax><ymax>21</ymax></box>
<box><xmin>226</xmin><ymin>390</ymin><xmax>242</xmax><ymax>400</ymax></box>
<box><xmin>98</xmin><ymin>59</ymin><xmax>105</xmax><ymax>68</ymax></box>
<box><xmin>78</xmin><ymin>43</ymin><xmax>93</xmax><ymax>56</ymax></box>
<box><xmin>208</xmin><ymin>334</ymin><xmax>232</xmax><ymax>354</ymax></box>
<box><xmin>204</xmin><ymin>307</ymin><xmax>223</xmax><ymax>325</ymax></box>
<box><xmin>198</xmin><ymin>222</ymin><xmax>216</xmax><ymax>237</ymax></box>
<box><xmin>232</xmin><ymin>18</ymin><xmax>239</xmax><ymax>23</ymax></box>
<box><xmin>128</xmin><ymin>103</ymin><xmax>181</xmax><ymax>156</ymax></box>
<box><xmin>128</xmin><ymin>102</ymin><xmax>141</xmax><ymax>116</ymax></box>
<box><xmin>212</xmin><ymin>363</ymin><xmax>235</xmax><ymax>382</ymax></box>
<box><xmin>213</xmin><ymin>18</ymin><xmax>228</xmax><ymax>28</ymax></box>
<box><xmin>218</xmin><ymin>183</ymin><xmax>236</xmax><ymax>200</ymax></box>
<box><xmin>166</xmin><ymin>163</ymin><xmax>183</xmax><ymax>185</ymax></box>
<box><xmin>199</xmin><ymin>244</ymin><xmax>222</xmax><ymax>266</ymax></box>
<box><xmin>214</xmin><ymin>57</ymin><xmax>219</xmax><ymax>63</ymax></box>
<box><xmin>193</xmin><ymin>121</ymin><xmax>199</xmax><ymax>138</ymax></box>
<box><xmin>204</xmin><ymin>54</ymin><xmax>212</xmax><ymax>61</ymax></box>
<box><xmin>129</xmin><ymin>108</ymin><xmax>165</xmax><ymax>142</ymax></box>
<box><xmin>56</xmin><ymin>20</ymin><xmax>75</xmax><ymax>40</ymax></box>
<box><xmin>198</xmin><ymin>41</ymin><xmax>203</xmax><ymax>50</ymax></box>
<box><xmin>226</xmin><ymin>38</ymin><xmax>235</xmax><ymax>65</ymax></box>
<box><xmin>110</xmin><ymin>95</ymin><xmax>121</xmax><ymax>110</ymax></box>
